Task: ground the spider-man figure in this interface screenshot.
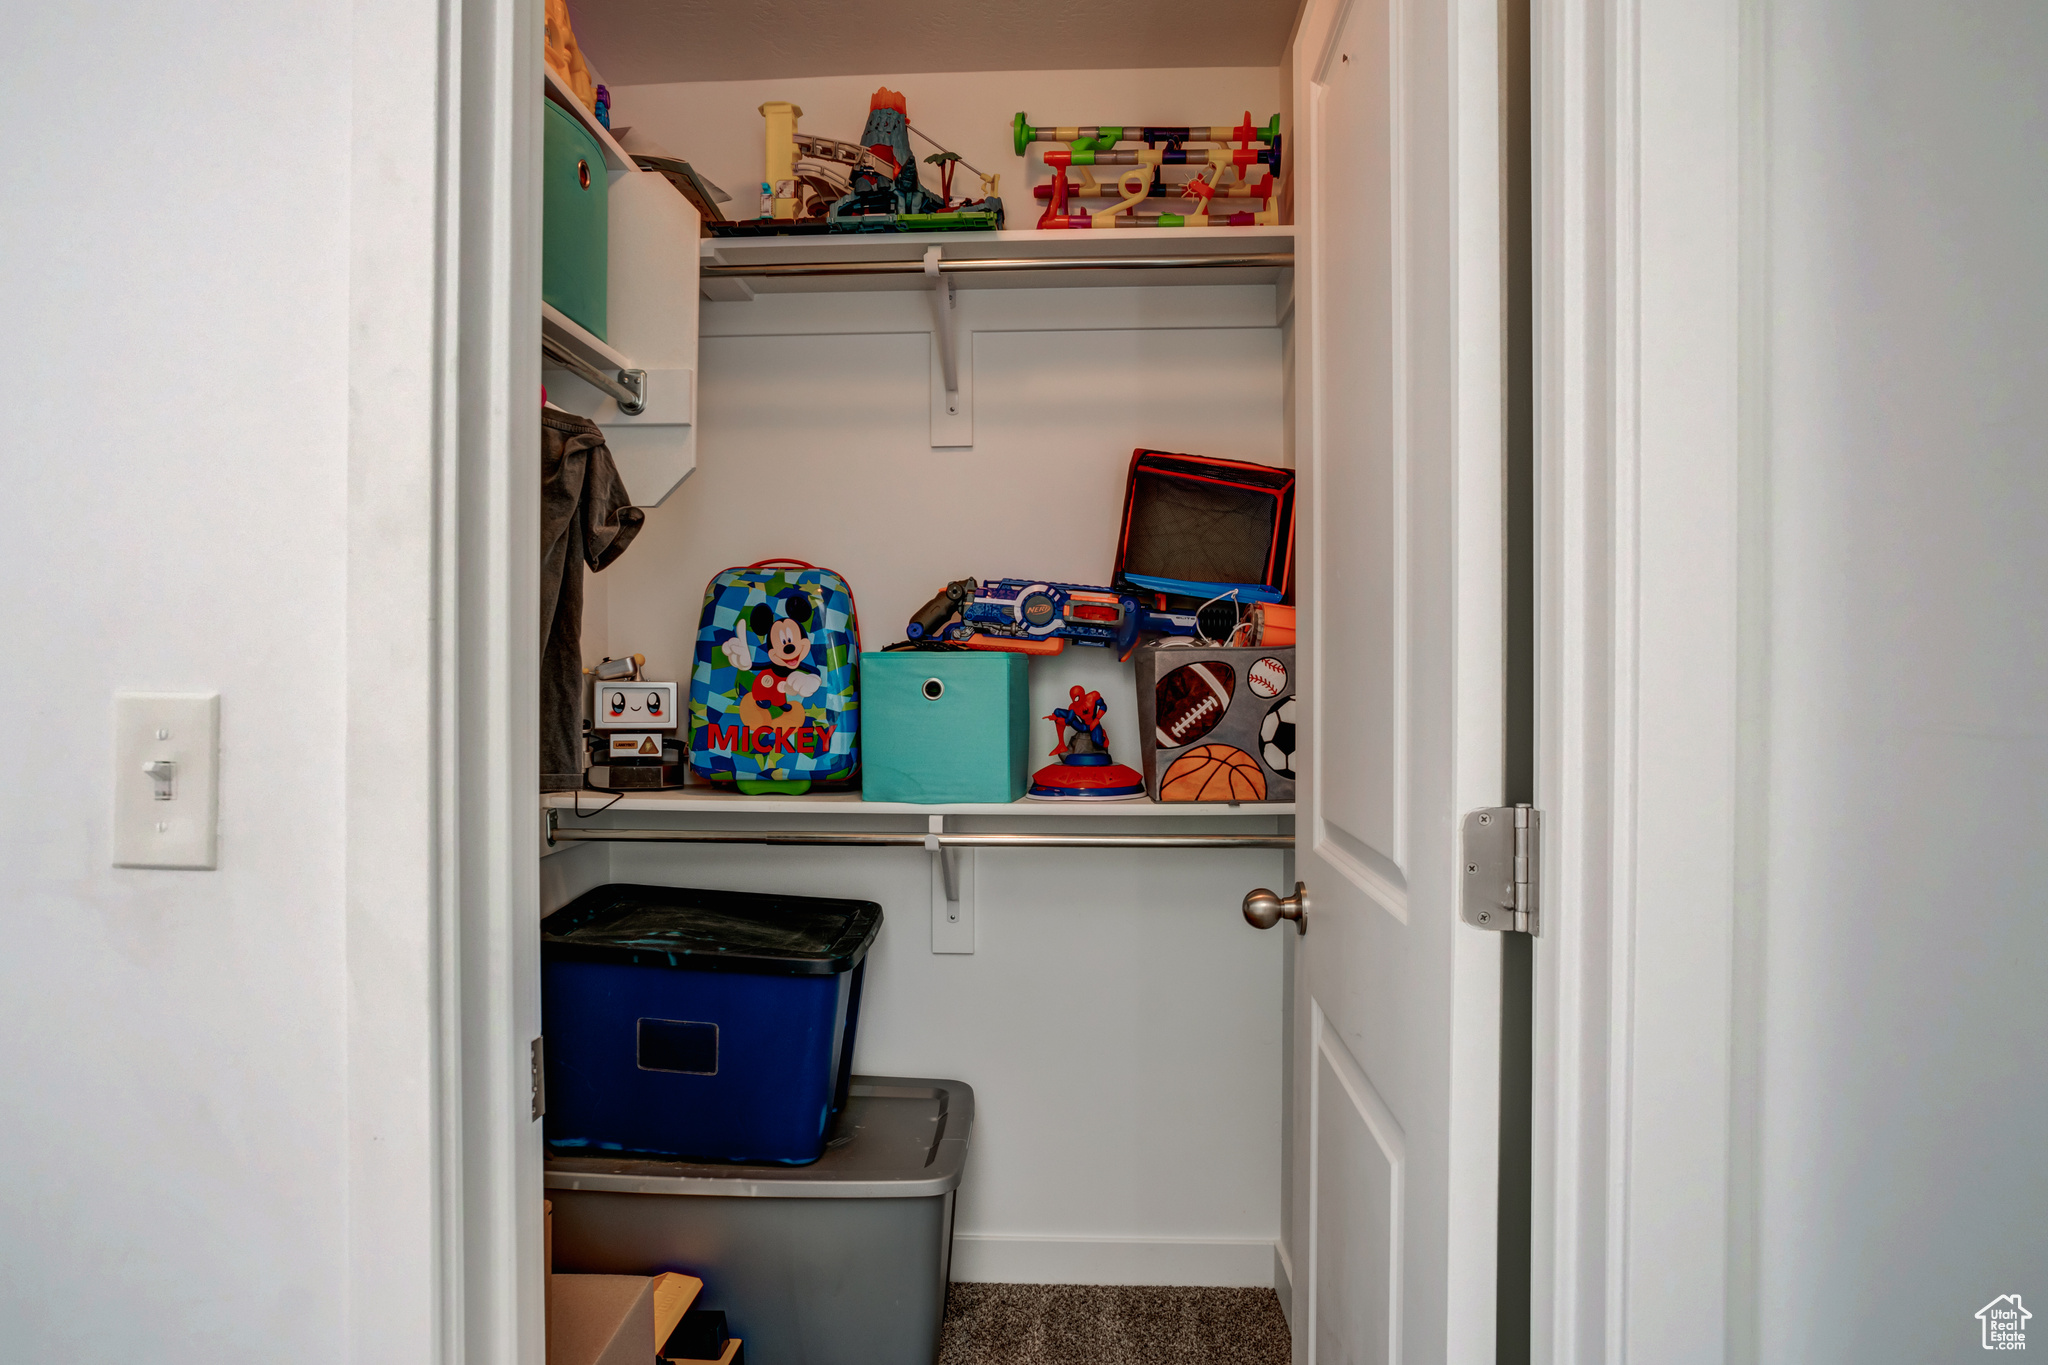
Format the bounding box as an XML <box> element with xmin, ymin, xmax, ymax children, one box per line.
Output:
<box><xmin>1028</xmin><ymin>685</ymin><xmax>1146</xmax><ymax>800</ymax></box>
<box><xmin>1047</xmin><ymin>686</ymin><xmax>1112</xmax><ymax>759</ymax></box>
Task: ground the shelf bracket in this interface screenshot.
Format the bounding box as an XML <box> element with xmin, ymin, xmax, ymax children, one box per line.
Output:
<box><xmin>698</xmin><ymin>243</ymin><xmax>755</xmax><ymax>302</ymax></box>
<box><xmin>925</xmin><ymin>247</ymin><xmax>973</xmax><ymax>447</ymax></box>
<box><xmin>542</xmin><ymin>333</ymin><xmax>647</xmax><ymax>413</ymax></box>
<box><xmin>927</xmin><ymin>815</ymin><xmax>975</xmax><ymax>953</ymax></box>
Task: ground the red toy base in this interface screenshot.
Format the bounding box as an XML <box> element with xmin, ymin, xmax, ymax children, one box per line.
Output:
<box><xmin>1025</xmin><ymin>761</ymin><xmax>1149</xmax><ymax>801</ymax></box>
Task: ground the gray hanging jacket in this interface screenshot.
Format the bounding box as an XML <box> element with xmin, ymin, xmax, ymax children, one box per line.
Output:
<box><xmin>541</xmin><ymin>409</ymin><xmax>644</xmax><ymax>790</ymax></box>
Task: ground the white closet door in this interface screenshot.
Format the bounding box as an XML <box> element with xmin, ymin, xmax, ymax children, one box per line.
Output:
<box><xmin>1283</xmin><ymin>0</ymin><xmax>1505</xmax><ymax>1358</ymax></box>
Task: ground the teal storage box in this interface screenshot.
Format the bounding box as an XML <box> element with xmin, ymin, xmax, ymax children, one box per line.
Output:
<box><xmin>861</xmin><ymin>652</ymin><xmax>1030</xmax><ymax>804</ymax></box>
<box><xmin>543</xmin><ymin>100</ymin><xmax>608</xmax><ymax>339</ymax></box>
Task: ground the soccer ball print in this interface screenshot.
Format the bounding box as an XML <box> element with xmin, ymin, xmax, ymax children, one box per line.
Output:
<box><xmin>1261</xmin><ymin>696</ymin><xmax>1296</xmax><ymax>779</ymax></box>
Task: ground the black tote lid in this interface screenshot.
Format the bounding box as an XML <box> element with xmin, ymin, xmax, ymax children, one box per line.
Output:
<box><xmin>542</xmin><ymin>883</ymin><xmax>882</xmax><ymax>976</ymax></box>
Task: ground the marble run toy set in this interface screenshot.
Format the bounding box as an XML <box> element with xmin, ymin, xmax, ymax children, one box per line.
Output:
<box><xmin>1014</xmin><ymin>111</ymin><xmax>1283</xmax><ymax>229</ymax></box>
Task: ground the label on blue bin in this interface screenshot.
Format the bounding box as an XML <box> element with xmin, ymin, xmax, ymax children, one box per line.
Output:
<box><xmin>638</xmin><ymin>1018</ymin><xmax>719</xmax><ymax>1075</ymax></box>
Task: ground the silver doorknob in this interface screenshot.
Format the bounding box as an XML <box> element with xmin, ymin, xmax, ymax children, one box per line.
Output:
<box><xmin>1243</xmin><ymin>882</ymin><xmax>1309</xmax><ymax>935</ymax></box>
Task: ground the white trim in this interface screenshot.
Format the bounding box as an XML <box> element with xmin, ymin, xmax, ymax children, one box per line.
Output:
<box><xmin>1530</xmin><ymin>0</ymin><xmax>1747</xmax><ymax>1362</ymax></box>
<box><xmin>1308</xmin><ymin>1001</ymin><xmax>1409</xmax><ymax>1365</ymax></box>
<box><xmin>345</xmin><ymin>0</ymin><xmax>463</xmax><ymax>1359</ymax></box>
<box><xmin>1311</xmin><ymin>822</ymin><xmax>1412</xmax><ymax>922</ymax></box>
<box><xmin>1274</xmin><ymin>1238</ymin><xmax>1296</xmax><ymax>1328</ymax></box>
<box><xmin>1724</xmin><ymin>1</ymin><xmax>1775</xmax><ymax>1358</ymax></box>
<box><xmin>450</xmin><ymin>0</ymin><xmax>546</xmax><ymax>1359</ymax></box>
<box><xmin>1445</xmin><ymin>0</ymin><xmax>1509</xmax><ymax>1360</ymax></box>
<box><xmin>1301</xmin><ymin>0</ymin><xmax>1419</xmax><ymax>922</ymax></box>
<box><xmin>346</xmin><ymin>0</ymin><xmax>538</xmax><ymax>1360</ymax></box>
<box><xmin>949</xmin><ymin>1234</ymin><xmax>1281</xmax><ymax>1287</ymax></box>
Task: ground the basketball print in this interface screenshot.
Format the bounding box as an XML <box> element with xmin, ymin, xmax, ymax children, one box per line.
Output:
<box><xmin>1247</xmin><ymin>655</ymin><xmax>1289</xmax><ymax>698</ymax></box>
<box><xmin>1160</xmin><ymin>744</ymin><xmax>1269</xmax><ymax>802</ymax></box>
<box><xmin>1153</xmin><ymin>661</ymin><xmax>1236</xmax><ymax>748</ymax></box>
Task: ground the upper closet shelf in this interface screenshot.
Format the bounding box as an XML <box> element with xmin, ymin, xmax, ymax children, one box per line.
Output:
<box><xmin>543</xmin><ymin>67</ymin><xmax>636</xmax><ymax>178</ymax></box>
<box><xmin>542</xmin><ymin>301</ymin><xmax>632</xmax><ymax>374</ymax></box>
<box><xmin>700</xmin><ymin>227</ymin><xmax>1294</xmax><ymax>297</ymax></box>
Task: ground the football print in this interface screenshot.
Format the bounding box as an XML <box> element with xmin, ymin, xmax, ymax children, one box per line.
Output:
<box><xmin>1261</xmin><ymin>696</ymin><xmax>1297</xmax><ymax>778</ymax></box>
<box><xmin>1154</xmin><ymin>661</ymin><xmax>1236</xmax><ymax>748</ymax></box>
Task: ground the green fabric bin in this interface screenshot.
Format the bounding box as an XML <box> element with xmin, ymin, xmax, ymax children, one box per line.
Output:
<box><xmin>860</xmin><ymin>652</ymin><xmax>1030</xmax><ymax>804</ymax></box>
<box><xmin>544</xmin><ymin>100</ymin><xmax>608</xmax><ymax>339</ymax></box>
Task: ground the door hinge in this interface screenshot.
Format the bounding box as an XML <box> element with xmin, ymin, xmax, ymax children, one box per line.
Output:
<box><xmin>1461</xmin><ymin>805</ymin><xmax>1540</xmax><ymax>935</ymax></box>
<box><xmin>530</xmin><ymin>1037</ymin><xmax>546</xmax><ymax>1120</ymax></box>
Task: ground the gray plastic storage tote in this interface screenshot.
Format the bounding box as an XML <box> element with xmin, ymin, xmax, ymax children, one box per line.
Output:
<box><xmin>546</xmin><ymin>1075</ymin><xmax>972</xmax><ymax>1365</ymax></box>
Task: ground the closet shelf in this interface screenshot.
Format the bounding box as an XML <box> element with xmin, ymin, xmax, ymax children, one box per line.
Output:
<box><xmin>543</xmin><ymin>67</ymin><xmax>636</xmax><ymax>177</ymax></box>
<box><xmin>542</xmin><ymin>302</ymin><xmax>633</xmax><ymax>373</ymax></box>
<box><xmin>701</xmin><ymin>227</ymin><xmax>1294</xmax><ymax>295</ymax></box>
<box><xmin>542</xmin><ymin>789</ymin><xmax>1293</xmax><ymax>819</ymax></box>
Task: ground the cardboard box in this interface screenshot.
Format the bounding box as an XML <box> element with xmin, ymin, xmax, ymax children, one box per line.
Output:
<box><xmin>550</xmin><ymin>1275</ymin><xmax>655</xmax><ymax>1365</ymax></box>
<box><xmin>548</xmin><ymin>1270</ymin><xmax>703</xmax><ymax>1365</ymax></box>
<box><xmin>1134</xmin><ymin>643</ymin><xmax>1296</xmax><ymax>802</ymax></box>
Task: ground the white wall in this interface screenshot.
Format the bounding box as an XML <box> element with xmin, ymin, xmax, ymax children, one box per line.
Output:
<box><xmin>0</xmin><ymin>2</ymin><xmax>351</xmax><ymax>1360</ymax></box>
<box><xmin>1744</xmin><ymin>2</ymin><xmax>2048</xmax><ymax>1357</ymax></box>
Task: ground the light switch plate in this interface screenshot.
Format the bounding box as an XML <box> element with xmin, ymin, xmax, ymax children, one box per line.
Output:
<box><xmin>114</xmin><ymin>693</ymin><xmax>219</xmax><ymax>869</ymax></box>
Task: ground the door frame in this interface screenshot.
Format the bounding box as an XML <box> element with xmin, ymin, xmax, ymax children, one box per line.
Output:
<box><xmin>346</xmin><ymin>0</ymin><xmax>545</xmax><ymax>1360</ymax></box>
<box><xmin>340</xmin><ymin>0</ymin><xmax>1753</xmax><ymax>1357</ymax></box>
<box><xmin>1528</xmin><ymin>0</ymin><xmax>1748</xmax><ymax>1361</ymax></box>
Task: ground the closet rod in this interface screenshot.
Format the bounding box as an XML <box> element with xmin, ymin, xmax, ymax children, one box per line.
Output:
<box><xmin>545</xmin><ymin>819</ymin><xmax>1291</xmax><ymax>851</ymax></box>
<box><xmin>700</xmin><ymin>252</ymin><xmax>1294</xmax><ymax>279</ymax></box>
<box><xmin>542</xmin><ymin>334</ymin><xmax>647</xmax><ymax>414</ymax></box>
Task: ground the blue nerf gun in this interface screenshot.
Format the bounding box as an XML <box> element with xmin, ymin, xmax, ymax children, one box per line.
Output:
<box><xmin>905</xmin><ymin>577</ymin><xmax>1219</xmax><ymax>660</ymax></box>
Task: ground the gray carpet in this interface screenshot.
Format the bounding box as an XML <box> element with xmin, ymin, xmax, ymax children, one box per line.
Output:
<box><xmin>939</xmin><ymin>1284</ymin><xmax>1292</xmax><ymax>1365</ymax></box>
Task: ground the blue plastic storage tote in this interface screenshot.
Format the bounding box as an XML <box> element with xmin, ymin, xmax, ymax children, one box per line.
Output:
<box><xmin>542</xmin><ymin>884</ymin><xmax>882</xmax><ymax>1165</ymax></box>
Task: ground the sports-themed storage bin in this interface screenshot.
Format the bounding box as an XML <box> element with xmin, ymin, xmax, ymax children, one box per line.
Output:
<box><xmin>543</xmin><ymin>100</ymin><xmax>609</xmax><ymax>338</ymax></box>
<box><xmin>689</xmin><ymin>559</ymin><xmax>860</xmax><ymax>794</ymax></box>
<box><xmin>860</xmin><ymin>651</ymin><xmax>1030</xmax><ymax>804</ymax></box>
<box><xmin>541</xmin><ymin>883</ymin><xmax>882</xmax><ymax>1165</ymax></box>
<box><xmin>1133</xmin><ymin>643</ymin><xmax>1296</xmax><ymax>802</ymax></box>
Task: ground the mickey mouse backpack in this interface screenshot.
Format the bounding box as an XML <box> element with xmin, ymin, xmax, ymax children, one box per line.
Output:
<box><xmin>689</xmin><ymin>558</ymin><xmax>861</xmax><ymax>794</ymax></box>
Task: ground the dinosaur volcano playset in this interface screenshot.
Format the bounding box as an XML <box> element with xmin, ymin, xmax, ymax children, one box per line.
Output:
<box><xmin>710</xmin><ymin>88</ymin><xmax>1004</xmax><ymax>237</ymax></box>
